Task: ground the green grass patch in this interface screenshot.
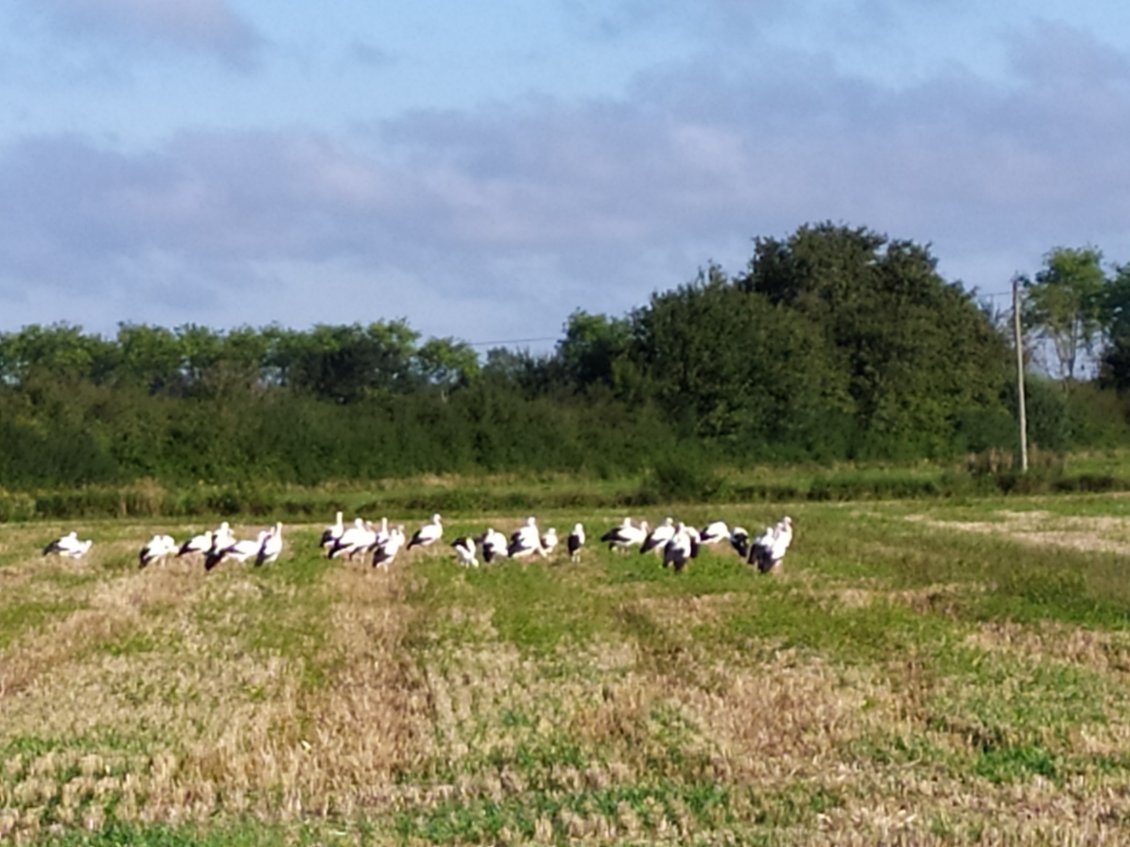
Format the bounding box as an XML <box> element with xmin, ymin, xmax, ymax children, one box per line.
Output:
<box><xmin>973</xmin><ymin>742</ymin><xmax>1058</xmax><ymax>784</ymax></box>
<box><xmin>33</xmin><ymin>818</ymin><xmax>357</xmax><ymax>847</ymax></box>
<box><xmin>410</xmin><ymin>554</ymin><xmax>607</xmax><ymax>654</ymax></box>
<box><xmin>99</xmin><ymin>631</ymin><xmax>160</xmax><ymax>657</ymax></box>
<box><xmin>708</xmin><ymin>589</ymin><xmax>962</xmax><ymax>666</ymax></box>
<box><xmin>0</xmin><ymin>598</ymin><xmax>84</xmax><ymax>649</ymax></box>
<box><xmin>391</xmin><ymin>780</ymin><xmax>740</xmax><ymax>843</ymax></box>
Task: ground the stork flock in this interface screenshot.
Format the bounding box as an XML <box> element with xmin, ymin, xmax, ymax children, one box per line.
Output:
<box><xmin>40</xmin><ymin>522</ymin><xmax>287</xmax><ymax>571</ymax></box>
<box><xmin>39</xmin><ymin>512</ymin><xmax>794</xmax><ymax>575</ymax></box>
<box><xmin>599</xmin><ymin>514</ymin><xmax>793</xmax><ymax>573</ymax></box>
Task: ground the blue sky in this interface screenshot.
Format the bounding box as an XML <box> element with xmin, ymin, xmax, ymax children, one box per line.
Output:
<box><xmin>2</xmin><ymin>0</ymin><xmax>1128</xmax><ymax>349</ymax></box>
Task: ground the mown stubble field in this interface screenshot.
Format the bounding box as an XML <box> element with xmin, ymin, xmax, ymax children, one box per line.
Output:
<box><xmin>3</xmin><ymin>495</ymin><xmax>1130</xmax><ymax>845</ymax></box>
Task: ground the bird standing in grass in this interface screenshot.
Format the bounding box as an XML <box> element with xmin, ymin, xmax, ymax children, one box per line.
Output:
<box><xmin>640</xmin><ymin>517</ymin><xmax>675</xmax><ymax>555</ymax></box>
<box><xmin>139</xmin><ymin>534</ymin><xmax>176</xmax><ymax>569</ymax></box>
<box><xmin>685</xmin><ymin>524</ymin><xmax>702</xmax><ymax>559</ymax></box>
<box><xmin>479</xmin><ymin>527</ymin><xmax>508</xmax><ymax>563</ymax></box>
<box><xmin>699</xmin><ymin>520</ymin><xmax>729</xmax><ymax>546</ymax></box>
<box><xmin>408</xmin><ymin>514</ymin><xmax>443</xmax><ymax>550</ymax></box>
<box><xmin>210</xmin><ymin>521</ymin><xmax>234</xmax><ymax>556</ymax></box>
<box><xmin>508</xmin><ymin>516</ymin><xmax>542</xmax><ymax>559</ymax></box>
<box><xmin>320</xmin><ymin>511</ymin><xmax>344</xmax><ymax>552</ymax></box>
<box><xmin>728</xmin><ymin>526</ymin><xmax>751</xmax><ymax>559</ymax></box>
<box><xmin>43</xmin><ymin>531</ymin><xmax>93</xmax><ymax>559</ymax></box>
<box><xmin>601</xmin><ymin>518</ymin><xmax>648</xmax><ymax>552</ymax></box>
<box><xmin>749</xmin><ymin>516</ymin><xmax>793</xmax><ymax>574</ymax></box>
<box><xmin>205</xmin><ymin>530</ymin><xmax>264</xmax><ymax>571</ymax></box>
<box><xmin>373</xmin><ymin>525</ymin><xmax>406</xmax><ymax>569</ymax></box>
<box><xmin>367</xmin><ymin>517</ymin><xmax>391</xmax><ymax>554</ymax></box>
<box><xmin>452</xmin><ymin>536</ymin><xmax>478</xmax><ymax>567</ymax></box>
<box><xmin>567</xmin><ymin>523</ymin><xmax>585</xmax><ymax>563</ymax></box>
<box><xmin>328</xmin><ymin>518</ymin><xmax>376</xmax><ymax>561</ymax></box>
<box><xmin>663</xmin><ymin>523</ymin><xmax>694</xmax><ymax>572</ymax></box>
<box><xmin>256</xmin><ymin>522</ymin><xmax>284</xmax><ymax>566</ymax></box>
<box><xmin>177</xmin><ymin>530</ymin><xmax>212</xmax><ymax>559</ymax></box>
<box><xmin>540</xmin><ymin>526</ymin><xmax>558</xmax><ymax>557</ymax></box>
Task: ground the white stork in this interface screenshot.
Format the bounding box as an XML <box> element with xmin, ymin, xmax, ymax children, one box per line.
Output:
<box><xmin>508</xmin><ymin>516</ymin><xmax>543</xmax><ymax>559</ymax></box>
<box><xmin>452</xmin><ymin>536</ymin><xmax>478</xmax><ymax>567</ymax></box>
<box><xmin>540</xmin><ymin>526</ymin><xmax>558</xmax><ymax>557</ymax></box>
<box><xmin>685</xmin><ymin>524</ymin><xmax>702</xmax><ymax>559</ymax></box>
<box><xmin>205</xmin><ymin>531</ymin><xmax>264</xmax><ymax>571</ymax></box>
<box><xmin>601</xmin><ymin>518</ymin><xmax>649</xmax><ymax>553</ymax></box>
<box><xmin>256</xmin><ymin>522</ymin><xmax>284</xmax><ymax>566</ymax></box>
<box><xmin>177</xmin><ymin>530</ymin><xmax>212</xmax><ymax>558</ymax></box>
<box><xmin>329</xmin><ymin>518</ymin><xmax>376</xmax><ymax>561</ymax></box>
<box><xmin>749</xmin><ymin>516</ymin><xmax>794</xmax><ymax>574</ymax></box>
<box><xmin>201</xmin><ymin>521</ymin><xmax>235</xmax><ymax>570</ymax></box>
<box><xmin>407</xmin><ymin>514</ymin><xmax>443</xmax><ymax>550</ymax></box>
<box><xmin>699</xmin><ymin>520</ymin><xmax>729</xmax><ymax>546</ymax></box>
<box><xmin>567</xmin><ymin>523</ymin><xmax>585</xmax><ymax>563</ymax></box>
<box><xmin>728</xmin><ymin>526</ymin><xmax>751</xmax><ymax>559</ymax></box>
<box><xmin>43</xmin><ymin>531</ymin><xmax>93</xmax><ymax>559</ymax></box>
<box><xmin>373</xmin><ymin>525</ymin><xmax>406</xmax><ymax>569</ymax></box>
<box><xmin>640</xmin><ymin>517</ymin><xmax>675</xmax><ymax>554</ymax></box>
<box><xmin>479</xmin><ymin>527</ymin><xmax>508</xmax><ymax>563</ymax></box>
<box><xmin>320</xmin><ymin>511</ymin><xmax>344</xmax><ymax>551</ymax></box>
<box><xmin>370</xmin><ymin>517</ymin><xmax>391</xmax><ymax>548</ymax></box>
<box><xmin>211</xmin><ymin>521</ymin><xmax>234</xmax><ymax>554</ymax></box>
<box><xmin>139</xmin><ymin>533</ymin><xmax>177</xmax><ymax>569</ymax></box>
<box><xmin>663</xmin><ymin>523</ymin><xmax>695</xmax><ymax>573</ymax></box>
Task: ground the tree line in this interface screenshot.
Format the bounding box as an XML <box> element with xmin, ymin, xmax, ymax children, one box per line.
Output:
<box><xmin>2</xmin><ymin>223</ymin><xmax>1126</xmax><ymax>490</ymax></box>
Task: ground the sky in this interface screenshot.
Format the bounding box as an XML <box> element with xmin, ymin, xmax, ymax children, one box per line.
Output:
<box><xmin>1</xmin><ymin>0</ymin><xmax>1128</xmax><ymax>350</ymax></box>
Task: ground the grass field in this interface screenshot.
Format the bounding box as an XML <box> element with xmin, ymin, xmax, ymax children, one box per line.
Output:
<box><xmin>3</xmin><ymin>494</ymin><xmax>1130</xmax><ymax>845</ymax></box>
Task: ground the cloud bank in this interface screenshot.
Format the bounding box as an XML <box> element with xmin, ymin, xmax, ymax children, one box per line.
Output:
<box><xmin>0</xmin><ymin>9</ymin><xmax>1128</xmax><ymax>345</ymax></box>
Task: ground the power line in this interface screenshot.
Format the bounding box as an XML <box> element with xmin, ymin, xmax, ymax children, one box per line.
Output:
<box><xmin>464</xmin><ymin>336</ymin><xmax>558</xmax><ymax>348</ymax></box>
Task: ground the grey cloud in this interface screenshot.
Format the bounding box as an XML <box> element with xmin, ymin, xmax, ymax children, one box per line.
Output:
<box><xmin>3</xmin><ymin>29</ymin><xmax>1130</xmax><ymax>339</ymax></box>
<box><xmin>558</xmin><ymin>0</ymin><xmax>787</xmax><ymax>42</ymax></box>
<box><xmin>1006</xmin><ymin>18</ymin><xmax>1130</xmax><ymax>89</ymax></box>
<box><xmin>348</xmin><ymin>39</ymin><xmax>394</xmax><ymax>69</ymax></box>
<box><xmin>23</xmin><ymin>0</ymin><xmax>263</xmax><ymax>68</ymax></box>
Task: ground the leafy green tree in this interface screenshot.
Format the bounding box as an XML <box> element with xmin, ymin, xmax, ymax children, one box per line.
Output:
<box><xmin>209</xmin><ymin>326</ymin><xmax>270</xmax><ymax>395</ymax></box>
<box><xmin>628</xmin><ymin>264</ymin><xmax>849</xmax><ymax>454</ymax></box>
<box><xmin>415</xmin><ymin>337</ymin><xmax>480</xmax><ymax>398</ymax></box>
<box><xmin>0</xmin><ymin>323</ymin><xmax>117</xmax><ymax>385</ymax></box>
<box><xmin>556</xmin><ymin>310</ymin><xmax>631</xmax><ymax>390</ymax></box>
<box><xmin>1099</xmin><ymin>264</ymin><xmax>1130</xmax><ymax>390</ymax></box>
<box><xmin>116</xmin><ymin>323</ymin><xmax>183</xmax><ymax>394</ymax></box>
<box><xmin>1101</xmin><ymin>263</ymin><xmax>1130</xmax><ymax>341</ymax></box>
<box><xmin>738</xmin><ymin>222</ymin><xmax>1010</xmax><ymax>456</ymax></box>
<box><xmin>283</xmin><ymin>321</ymin><xmax>421</xmax><ymax>402</ymax></box>
<box><xmin>481</xmin><ymin>347</ymin><xmax>562</xmax><ymax>398</ymax></box>
<box><xmin>175</xmin><ymin>324</ymin><xmax>223</xmax><ymax>392</ymax></box>
<box><xmin>1021</xmin><ymin>246</ymin><xmax>1107</xmax><ymax>381</ymax></box>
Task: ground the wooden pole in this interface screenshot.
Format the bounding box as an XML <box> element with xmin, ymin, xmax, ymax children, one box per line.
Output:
<box><xmin>1013</xmin><ymin>276</ymin><xmax>1029</xmax><ymax>472</ymax></box>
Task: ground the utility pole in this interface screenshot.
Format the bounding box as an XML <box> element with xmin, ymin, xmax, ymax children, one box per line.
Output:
<box><xmin>1013</xmin><ymin>276</ymin><xmax>1029</xmax><ymax>472</ymax></box>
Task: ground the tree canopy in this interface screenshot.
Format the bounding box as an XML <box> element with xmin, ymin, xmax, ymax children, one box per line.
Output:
<box><xmin>1022</xmin><ymin>246</ymin><xmax>1107</xmax><ymax>381</ymax></box>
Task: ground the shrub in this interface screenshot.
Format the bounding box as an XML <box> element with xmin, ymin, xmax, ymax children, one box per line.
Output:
<box><xmin>0</xmin><ymin>488</ymin><xmax>35</xmax><ymax>522</ymax></box>
<box><xmin>638</xmin><ymin>457</ymin><xmax>724</xmax><ymax>503</ymax></box>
